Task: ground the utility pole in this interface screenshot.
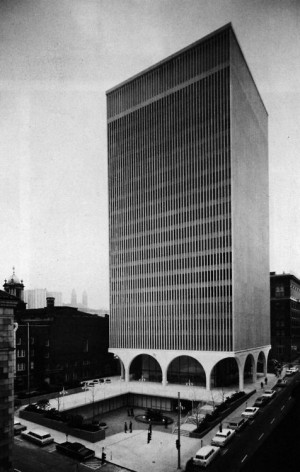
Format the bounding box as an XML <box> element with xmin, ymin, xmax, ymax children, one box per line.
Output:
<box><xmin>177</xmin><ymin>392</ymin><xmax>181</xmax><ymax>469</ymax></box>
<box><xmin>27</xmin><ymin>322</ymin><xmax>30</xmax><ymax>394</ymax></box>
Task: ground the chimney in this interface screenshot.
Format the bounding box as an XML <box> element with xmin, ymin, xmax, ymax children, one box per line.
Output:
<box><xmin>46</xmin><ymin>297</ymin><xmax>55</xmax><ymax>308</ymax></box>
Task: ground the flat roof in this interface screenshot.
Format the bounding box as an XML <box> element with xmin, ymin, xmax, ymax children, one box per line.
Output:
<box><xmin>106</xmin><ymin>23</ymin><xmax>267</xmax><ymax>115</ymax></box>
<box><xmin>106</xmin><ymin>23</ymin><xmax>232</xmax><ymax>94</ymax></box>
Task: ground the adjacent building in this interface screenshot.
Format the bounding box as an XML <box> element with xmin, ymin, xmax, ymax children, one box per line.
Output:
<box><xmin>14</xmin><ymin>299</ymin><xmax>114</xmax><ymax>392</ymax></box>
<box><xmin>3</xmin><ymin>270</ymin><xmax>115</xmax><ymax>393</ymax></box>
<box><xmin>0</xmin><ymin>290</ymin><xmax>18</xmax><ymax>472</ymax></box>
<box><xmin>270</xmin><ymin>272</ymin><xmax>300</xmax><ymax>362</ymax></box>
<box><xmin>107</xmin><ymin>24</ymin><xmax>270</xmax><ymax>391</ymax></box>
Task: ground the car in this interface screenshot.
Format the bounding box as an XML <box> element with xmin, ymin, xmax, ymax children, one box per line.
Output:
<box><xmin>21</xmin><ymin>429</ymin><xmax>54</xmax><ymax>446</ymax></box>
<box><xmin>286</xmin><ymin>369</ymin><xmax>296</xmax><ymax>376</ymax></box>
<box><xmin>227</xmin><ymin>416</ymin><xmax>249</xmax><ymax>431</ymax></box>
<box><xmin>56</xmin><ymin>441</ymin><xmax>95</xmax><ymax>461</ymax></box>
<box><xmin>193</xmin><ymin>445</ymin><xmax>220</xmax><ymax>467</ymax></box>
<box><xmin>289</xmin><ymin>367</ymin><xmax>298</xmax><ymax>373</ymax></box>
<box><xmin>276</xmin><ymin>378</ymin><xmax>288</xmax><ymax>388</ymax></box>
<box><xmin>14</xmin><ymin>421</ymin><xmax>27</xmax><ymax>435</ymax></box>
<box><xmin>211</xmin><ymin>428</ymin><xmax>235</xmax><ymax>447</ymax></box>
<box><xmin>262</xmin><ymin>389</ymin><xmax>276</xmax><ymax>400</ymax></box>
<box><xmin>241</xmin><ymin>407</ymin><xmax>259</xmax><ymax>418</ymax></box>
<box><xmin>92</xmin><ymin>420</ymin><xmax>108</xmax><ymax>430</ymax></box>
<box><xmin>254</xmin><ymin>396</ymin><xmax>270</xmax><ymax>407</ymax></box>
<box><xmin>104</xmin><ymin>378</ymin><xmax>111</xmax><ymax>383</ymax></box>
<box><xmin>99</xmin><ymin>378</ymin><xmax>105</xmax><ymax>383</ymax></box>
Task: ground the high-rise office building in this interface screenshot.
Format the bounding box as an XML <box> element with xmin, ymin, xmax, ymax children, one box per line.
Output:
<box><xmin>107</xmin><ymin>24</ymin><xmax>270</xmax><ymax>391</ymax></box>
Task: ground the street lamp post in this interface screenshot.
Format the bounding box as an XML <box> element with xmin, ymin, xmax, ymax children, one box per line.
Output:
<box><xmin>177</xmin><ymin>392</ymin><xmax>185</xmax><ymax>470</ymax></box>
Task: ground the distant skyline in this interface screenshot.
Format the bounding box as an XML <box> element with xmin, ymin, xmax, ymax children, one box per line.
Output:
<box><xmin>1</xmin><ymin>0</ymin><xmax>300</xmax><ymax>308</ymax></box>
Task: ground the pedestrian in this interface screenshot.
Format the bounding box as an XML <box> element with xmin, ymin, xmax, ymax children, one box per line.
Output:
<box><xmin>265</xmin><ymin>377</ymin><xmax>268</xmax><ymax>385</ymax></box>
<box><xmin>129</xmin><ymin>420</ymin><xmax>132</xmax><ymax>433</ymax></box>
<box><xmin>261</xmin><ymin>382</ymin><xmax>264</xmax><ymax>389</ymax></box>
<box><xmin>219</xmin><ymin>423</ymin><xmax>223</xmax><ymax>432</ymax></box>
<box><xmin>124</xmin><ymin>421</ymin><xmax>128</xmax><ymax>433</ymax></box>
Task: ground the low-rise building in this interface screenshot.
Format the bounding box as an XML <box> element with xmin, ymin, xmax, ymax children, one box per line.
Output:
<box><xmin>15</xmin><ymin>297</ymin><xmax>115</xmax><ymax>392</ymax></box>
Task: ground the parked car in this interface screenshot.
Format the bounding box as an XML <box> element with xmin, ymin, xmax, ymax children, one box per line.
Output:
<box><xmin>104</xmin><ymin>378</ymin><xmax>111</xmax><ymax>383</ymax></box>
<box><xmin>14</xmin><ymin>421</ymin><xmax>27</xmax><ymax>435</ymax></box>
<box><xmin>193</xmin><ymin>445</ymin><xmax>220</xmax><ymax>467</ymax></box>
<box><xmin>254</xmin><ymin>396</ymin><xmax>270</xmax><ymax>407</ymax></box>
<box><xmin>276</xmin><ymin>378</ymin><xmax>288</xmax><ymax>388</ymax></box>
<box><xmin>241</xmin><ymin>407</ymin><xmax>259</xmax><ymax>418</ymax></box>
<box><xmin>56</xmin><ymin>441</ymin><xmax>95</xmax><ymax>461</ymax></box>
<box><xmin>262</xmin><ymin>389</ymin><xmax>276</xmax><ymax>400</ymax></box>
<box><xmin>227</xmin><ymin>416</ymin><xmax>249</xmax><ymax>432</ymax></box>
<box><xmin>211</xmin><ymin>428</ymin><xmax>235</xmax><ymax>447</ymax></box>
<box><xmin>286</xmin><ymin>368</ymin><xmax>297</xmax><ymax>376</ymax></box>
<box><xmin>21</xmin><ymin>429</ymin><xmax>54</xmax><ymax>446</ymax></box>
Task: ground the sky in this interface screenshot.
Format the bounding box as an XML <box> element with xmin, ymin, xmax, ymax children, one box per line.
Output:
<box><xmin>0</xmin><ymin>0</ymin><xmax>299</xmax><ymax>308</ymax></box>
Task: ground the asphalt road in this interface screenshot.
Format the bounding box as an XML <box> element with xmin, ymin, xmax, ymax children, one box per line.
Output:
<box><xmin>13</xmin><ymin>438</ymin><xmax>79</xmax><ymax>472</ymax></box>
<box><xmin>187</xmin><ymin>374</ymin><xmax>299</xmax><ymax>472</ymax></box>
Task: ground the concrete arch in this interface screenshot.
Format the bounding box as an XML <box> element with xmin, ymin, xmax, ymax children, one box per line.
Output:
<box><xmin>244</xmin><ymin>353</ymin><xmax>256</xmax><ymax>383</ymax></box>
<box><xmin>209</xmin><ymin>357</ymin><xmax>240</xmax><ymax>390</ymax></box>
<box><xmin>257</xmin><ymin>350</ymin><xmax>267</xmax><ymax>375</ymax></box>
<box><xmin>166</xmin><ymin>355</ymin><xmax>206</xmax><ymax>387</ymax></box>
<box><xmin>109</xmin><ymin>345</ymin><xmax>271</xmax><ymax>390</ymax></box>
<box><xmin>129</xmin><ymin>353</ymin><xmax>162</xmax><ymax>383</ymax></box>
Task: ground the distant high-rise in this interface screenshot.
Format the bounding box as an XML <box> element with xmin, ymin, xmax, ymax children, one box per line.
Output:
<box><xmin>71</xmin><ymin>288</ymin><xmax>77</xmax><ymax>307</ymax></box>
<box><xmin>107</xmin><ymin>24</ymin><xmax>270</xmax><ymax>391</ymax></box>
<box><xmin>24</xmin><ymin>288</ymin><xmax>46</xmax><ymax>308</ymax></box>
<box><xmin>82</xmin><ymin>290</ymin><xmax>88</xmax><ymax>308</ymax></box>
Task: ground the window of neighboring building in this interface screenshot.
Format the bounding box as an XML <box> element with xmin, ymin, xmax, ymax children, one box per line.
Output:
<box><xmin>275</xmin><ymin>285</ymin><xmax>285</xmax><ymax>297</ymax></box>
<box><xmin>17</xmin><ymin>363</ymin><xmax>26</xmax><ymax>372</ymax></box>
<box><xmin>30</xmin><ymin>337</ymin><xmax>34</xmax><ymax>345</ymax></box>
<box><xmin>30</xmin><ymin>361</ymin><xmax>34</xmax><ymax>370</ymax></box>
<box><xmin>16</xmin><ymin>338</ymin><xmax>21</xmax><ymax>345</ymax></box>
<box><xmin>83</xmin><ymin>339</ymin><xmax>89</xmax><ymax>352</ymax></box>
<box><xmin>17</xmin><ymin>349</ymin><xmax>25</xmax><ymax>358</ymax></box>
<box><xmin>45</xmin><ymin>339</ymin><xmax>50</xmax><ymax>347</ymax></box>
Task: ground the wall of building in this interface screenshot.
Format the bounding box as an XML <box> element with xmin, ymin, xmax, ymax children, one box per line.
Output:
<box><xmin>230</xmin><ymin>31</ymin><xmax>270</xmax><ymax>351</ymax></box>
<box><xmin>0</xmin><ymin>295</ymin><xmax>17</xmax><ymax>472</ymax></box>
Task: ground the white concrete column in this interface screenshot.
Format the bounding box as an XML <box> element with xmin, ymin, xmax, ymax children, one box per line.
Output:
<box><xmin>161</xmin><ymin>366</ymin><xmax>168</xmax><ymax>386</ymax></box>
<box><xmin>238</xmin><ymin>363</ymin><xmax>244</xmax><ymax>391</ymax></box>
<box><xmin>125</xmin><ymin>366</ymin><xmax>130</xmax><ymax>383</ymax></box>
<box><xmin>205</xmin><ymin>368</ymin><xmax>211</xmax><ymax>391</ymax></box>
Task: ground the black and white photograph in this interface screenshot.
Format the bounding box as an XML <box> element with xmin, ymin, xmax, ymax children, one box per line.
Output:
<box><xmin>1</xmin><ymin>1</ymin><xmax>300</xmax><ymax>471</ymax></box>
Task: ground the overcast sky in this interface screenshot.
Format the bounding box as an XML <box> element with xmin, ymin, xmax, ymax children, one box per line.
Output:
<box><xmin>0</xmin><ymin>0</ymin><xmax>299</xmax><ymax>308</ymax></box>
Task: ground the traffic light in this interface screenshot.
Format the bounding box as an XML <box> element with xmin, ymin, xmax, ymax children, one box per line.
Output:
<box><xmin>101</xmin><ymin>452</ymin><xmax>106</xmax><ymax>463</ymax></box>
<box><xmin>147</xmin><ymin>431</ymin><xmax>151</xmax><ymax>443</ymax></box>
<box><xmin>176</xmin><ymin>439</ymin><xmax>180</xmax><ymax>450</ymax></box>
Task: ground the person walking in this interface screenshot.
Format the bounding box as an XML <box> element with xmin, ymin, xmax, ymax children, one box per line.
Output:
<box><xmin>265</xmin><ymin>377</ymin><xmax>268</xmax><ymax>385</ymax></box>
<box><xmin>129</xmin><ymin>420</ymin><xmax>132</xmax><ymax>433</ymax></box>
<box><xmin>124</xmin><ymin>421</ymin><xmax>128</xmax><ymax>433</ymax></box>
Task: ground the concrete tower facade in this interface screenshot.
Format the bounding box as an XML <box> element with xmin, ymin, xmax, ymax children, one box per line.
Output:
<box><xmin>107</xmin><ymin>24</ymin><xmax>270</xmax><ymax>391</ymax></box>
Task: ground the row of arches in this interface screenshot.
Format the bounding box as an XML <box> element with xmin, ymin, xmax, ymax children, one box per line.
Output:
<box><xmin>113</xmin><ymin>348</ymin><xmax>270</xmax><ymax>391</ymax></box>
